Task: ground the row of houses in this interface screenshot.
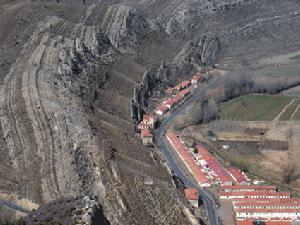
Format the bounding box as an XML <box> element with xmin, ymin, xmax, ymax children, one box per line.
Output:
<box><xmin>219</xmin><ymin>185</ymin><xmax>300</xmax><ymax>223</ymax></box>
<box><xmin>220</xmin><ymin>191</ymin><xmax>291</xmax><ymax>199</ymax></box>
<box><xmin>220</xmin><ymin>185</ymin><xmax>277</xmax><ymax>193</ymax></box>
<box><xmin>165</xmin><ymin>130</ymin><xmax>253</xmax><ymax>188</ymax></box>
<box><xmin>236</xmin><ymin>220</ymin><xmax>296</xmax><ymax>225</ymax></box>
<box><xmin>138</xmin><ymin>114</ymin><xmax>156</xmax><ymax>145</ymax></box>
<box><xmin>155</xmin><ymin>72</ymin><xmax>204</xmax><ymax>116</ymax></box>
<box><xmin>196</xmin><ymin>144</ymin><xmax>235</xmax><ymax>186</ymax></box>
<box><xmin>166</xmin><ymin>130</ymin><xmax>211</xmax><ymax>187</ymax></box>
<box><xmin>164</xmin><ymin>72</ymin><xmax>203</xmax><ymax>95</ymax></box>
<box><xmin>138</xmin><ymin>72</ymin><xmax>204</xmax><ymax>145</ymax></box>
<box><xmin>154</xmin><ymin>88</ymin><xmax>191</xmax><ymax>115</ymax></box>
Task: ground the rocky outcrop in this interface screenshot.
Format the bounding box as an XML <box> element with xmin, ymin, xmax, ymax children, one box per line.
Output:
<box><xmin>173</xmin><ymin>33</ymin><xmax>221</xmax><ymax>74</ymax></box>
<box><xmin>24</xmin><ymin>195</ymin><xmax>110</xmax><ymax>225</ymax></box>
<box><xmin>0</xmin><ymin>3</ymin><xmax>196</xmax><ymax>224</ymax></box>
<box><xmin>156</xmin><ymin>0</ymin><xmax>263</xmax><ymax>38</ymax></box>
<box><xmin>131</xmin><ymin>70</ymin><xmax>156</xmax><ymax>121</ymax></box>
<box><xmin>130</xmin><ymin>32</ymin><xmax>221</xmax><ymax>122</ymax></box>
<box><xmin>100</xmin><ymin>5</ymin><xmax>150</xmax><ymax>54</ymax></box>
<box><xmin>0</xmin><ymin>16</ymin><xmax>121</xmax><ymax>224</ymax></box>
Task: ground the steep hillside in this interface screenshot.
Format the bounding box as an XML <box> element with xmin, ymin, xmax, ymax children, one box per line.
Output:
<box><xmin>0</xmin><ymin>1</ymin><xmax>193</xmax><ymax>224</ymax></box>
<box><xmin>1</xmin><ymin>0</ymin><xmax>300</xmax><ymax>224</ymax></box>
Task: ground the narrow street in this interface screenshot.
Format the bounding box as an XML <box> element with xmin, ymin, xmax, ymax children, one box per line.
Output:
<box><xmin>154</xmin><ymin>83</ymin><xmax>219</xmax><ymax>225</ymax></box>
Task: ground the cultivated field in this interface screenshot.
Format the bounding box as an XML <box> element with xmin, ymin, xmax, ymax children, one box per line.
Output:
<box><xmin>184</xmin><ymin>120</ymin><xmax>300</xmax><ymax>194</ymax></box>
<box><xmin>219</xmin><ymin>94</ymin><xmax>297</xmax><ymax>121</ymax></box>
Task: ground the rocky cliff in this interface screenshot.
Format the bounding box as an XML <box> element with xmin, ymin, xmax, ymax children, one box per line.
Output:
<box><xmin>1</xmin><ymin>0</ymin><xmax>300</xmax><ymax>224</ymax></box>
<box><xmin>0</xmin><ymin>1</ymin><xmax>195</xmax><ymax>224</ymax></box>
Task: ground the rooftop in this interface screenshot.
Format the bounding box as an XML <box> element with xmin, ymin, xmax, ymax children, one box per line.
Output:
<box><xmin>164</xmin><ymin>97</ymin><xmax>179</xmax><ymax>107</ymax></box>
<box><xmin>237</xmin><ymin>221</ymin><xmax>292</xmax><ymax>225</ymax></box>
<box><xmin>177</xmin><ymin>89</ymin><xmax>190</xmax><ymax>97</ymax></box>
<box><xmin>166</xmin><ymin>131</ymin><xmax>209</xmax><ymax>185</ymax></box>
<box><xmin>196</xmin><ymin>144</ymin><xmax>233</xmax><ymax>184</ymax></box>
<box><xmin>220</xmin><ymin>191</ymin><xmax>291</xmax><ymax>197</ymax></box>
<box><xmin>175</xmin><ymin>80</ymin><xmax>190</xmax><ymax>89</ymax></box>
<box><xmin>143</xmin><ymin>114</ymin><xmax>155</xmax><ymax>121</ymax></box>
<box><xmin>220</xmin><ymin>185</ymin><xmax>277</xmax><ymax>192</ymax></box>
<box><xmin>184</xmin><ymin>188</ymin><xmax>198</xmax><ymax>201</ymax></box>
<box><xmin>192</xmin><ymin>73</ymin><xmax>202</xmax><ymax>81</ymax></box>
<box><xmin>228</xmin><ymin>167</ymin><xmax>248</xmax><ymax>183</ymax></box>
<box><xmin>141</xmin><ymin>129</ymin><xmax>153</xmax><ymax>138</ymax></box>
<box><xmin>155</xmin><ymin>105</ymin><xmax>169</xmax><ymax>114</ymax></box>
<box><xmin>233</xmin><ymin>198</ymin><xmax>300</xmax><ymax>204</ymax></box>
<box><xmin>236</xmin><ymin>208</ymin><xmax>300</xmax><ymax>213</ymax></box>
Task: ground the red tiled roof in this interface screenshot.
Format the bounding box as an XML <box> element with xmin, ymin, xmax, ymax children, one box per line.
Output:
<box><xmin>236</xmin><ymin>208</ymin><xmax>300</xmax><ymax>213</ymax></box>
<box><xmin>220</xmin><ymin>185</ymin><xmax>277</xmax><ymax>192</ymax></box>
<box><xmin>166</xmin><ymin>131</ymin><xmax>209</xmax><ymax>186</ymax></box>
<box><xmin>175</xmin><ymin>80</ymin><xmax>190</xmax><ymax>89</ymax></box>
<box><xmin>237</xmin><ymin>221</ymin><xmax>292</xmax><ymax>225</ymax></box>
<box><xmin>220</xmin><ymin>191</ymin><xmax>291</xmax><ymax>198</ymax></box>
<box><xmin>196</xmin><ymin>144</ymin><xmax>233</xmax><ymax>185</ymax></box>
<box><xmin>234</xmin><ymin>200</ymin><xmax>300</xmax><ymax>208</ymax></box>
<box><xmin>228</xmin><ymin>167</ymin><xmax>247</xmax><ymax>183</ymax></box>
<box><xmin>143</xmin><ymin>114</ymin><xmax>155</xmax><ymax>121</ymax></box>
<box><xmin>155</xmin><ymin>105</ymin><xmax>169</xmax><ymax>114</ymax></box>
<box><xmin>177</xmin><ymin>89</ymin><xmax>190</xmax><ymax>97</ymax></box>
<box><xmin>192</xmin><ymin>73</ymin><xmax>202</xmax><ymax>81</ymax></box>
<box><xmin>141</xmin><ymin>129</ymin><xmax>153</xmax><ymax>138</ymax></box>
<box><xmin>233</xmin><ymin>198</ymin><xmax>300</xmax><ymax>205</ymax></box>
<box><xmin>164</xmin><ymin>97</ymin><xmax>178</xmax><ymax>107</ymax></box>
<box><xmin>138</xmin><ymin>121</ymin><xmax>150</xmax><ymax>128</ymax></box>
<box><xmin>184</xmin><ymin>188</ymin><xmax>198</xmax><ymax>200</ymax></box>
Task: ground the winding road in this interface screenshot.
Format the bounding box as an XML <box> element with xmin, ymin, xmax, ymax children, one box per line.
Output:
<box><xmin>154</xmin><ymin>83</ymin><xmax>219</xmax><ymax>225</ymax></box>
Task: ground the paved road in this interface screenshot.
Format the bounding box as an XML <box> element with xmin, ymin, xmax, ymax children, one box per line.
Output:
<box><xmin>154</xmin><ymin>84</ymin><xmax>219</xmax><ymax>225</ymax></box>
<box><xmin>0</xmin><ymin>199</ymin><xmax>29</xmax><ymax>215</ymax></box>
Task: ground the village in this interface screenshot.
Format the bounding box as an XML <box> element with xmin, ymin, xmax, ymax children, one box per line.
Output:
<box><xmin>136</xmin><ymin>72</ymin><xmax>300</xmax><ymax>225</ymax></box>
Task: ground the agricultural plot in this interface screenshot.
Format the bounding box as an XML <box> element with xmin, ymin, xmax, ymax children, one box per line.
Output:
<box><xmin>219</xmin><ymin>94</ymin><xmax>295</xmax><ymax>121</ymax></box>
<box><xmin>292</xmin><ymin>106</ymin><xmax>300</xmax><ymax>120</ymax></box>
<box><xmin>279</xmin><ymin>99</ymin><xmax>300</xmax><ymax>120</ymax></box>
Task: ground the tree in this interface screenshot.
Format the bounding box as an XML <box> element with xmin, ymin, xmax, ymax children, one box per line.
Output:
<box><xmin>282</xmin><ymin>163</ymin><xmax>299</xmax><ymax>184</ymax></box>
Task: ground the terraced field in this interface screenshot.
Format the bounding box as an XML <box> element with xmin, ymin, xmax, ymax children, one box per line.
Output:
<box><xmin>219</xmin><ymin>94</ymin><xmax>295</xmax><ymax>121</ymax></box>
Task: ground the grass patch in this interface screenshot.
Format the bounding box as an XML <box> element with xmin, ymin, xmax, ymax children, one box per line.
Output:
<box><xmin>219</xmin><ymin>94</ymin><xmax>294</xmax><ymax>121</ymax></box>
<box><xmin>279</xmin><ymin>99</ymin><xmax>300</xmax><ymax>120</ymax></box>
<box><xmin>292</xmin><ymin>105</ymin><xmax>300</xmax><ymax>120</ymax></box>
<box><xmin>290</xmin><ymin>54</ymin><xmax>300</xmax><ymax>62</ymax></box>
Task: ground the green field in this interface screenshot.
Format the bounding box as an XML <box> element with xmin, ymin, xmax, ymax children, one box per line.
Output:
<box><xmin>292</xmin><ymin>106</ymin><xmax>300</xmax><ymax>120</ymax></box>
<box><xmin>279</xmin><ymin>99</ymin><xmax>300</xmax><ymax>120</ymax></box>
<box><xmin>219</xmin><ymin>94</ymin><xmax>294</xmax><ymax>121</ymax></box>
<box><xmin>290</xmin><ymin>54</ymin><xmax>300</xmax><ymax>62</ymax></box>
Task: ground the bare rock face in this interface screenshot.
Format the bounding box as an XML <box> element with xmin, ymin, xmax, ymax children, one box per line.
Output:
<box><xmin>0</xmin><ymin>2</ymin><xmax>195</xmax><ymax>225</ymax></box>
<box><xmin>0</xmin><ymin>10</ymin><xmax>123</xmax><ymax>223</ymax></box>
<box><xmin>0</xmin><ymin>15</ymin><xmax>111</xmax><ymax>210</ymax></box>
<box><xmin>173</xmin><ymin>33</ymin><xmax>221</xmax><ymax>73</ymax></box>
<box><xmin>131</xmin><ymin>70</ymin><xmax>158</xmax><ymax>122</ymax></box>
<box><xmin>24</xmin><ymin>195</ymin><xmax>110</xmax><ymax>225</ymax></box>
<box><xmin>100</xmin><ymin>5</ymin><xmax>150</xmax><ymax>54</ymax></box>
<box><xmin>159</xmin><ymin>0</ymin><xmax>262</xmax><ymax>38</ymax></box>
